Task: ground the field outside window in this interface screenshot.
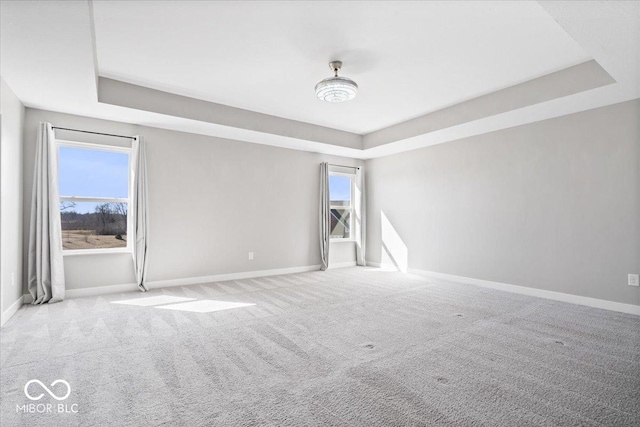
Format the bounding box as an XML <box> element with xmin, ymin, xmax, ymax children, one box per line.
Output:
<box><xmin>57</xmin><ymin>142</ymin><xmax>132</xmax><ymax>252</ymax></box>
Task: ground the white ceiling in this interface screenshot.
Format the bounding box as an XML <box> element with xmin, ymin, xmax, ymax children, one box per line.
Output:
<box><xmin>1</xmin><ymin>1</ymin><xmax>639</xmax><ymax>159</ymax></box>
<box><xmin>92</xmin><ymin>0</ymin><xmax>589</xmax><ymax>134</ymax></box>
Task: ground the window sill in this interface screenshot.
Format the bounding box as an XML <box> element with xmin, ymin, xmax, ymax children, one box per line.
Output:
<box><xmin>62</xmin><ymin>248</ymin><xmax>132</xmax><ymax>256</ymax></box>
<box><xmin>330</xmin><ymin>239</ymin><xmax>355</xmax><ymax>243</ymax></box>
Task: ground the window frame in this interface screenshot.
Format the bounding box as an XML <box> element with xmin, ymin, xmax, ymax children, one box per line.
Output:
<box><xmin>328</xmin><ymin>171</ymin><xmax>355</xmax><ymax>242</ymax></box>
<box><xmin>55</xmin><ymin>139</ymin><xmax>134</xmax><ymax>256</ymax></box>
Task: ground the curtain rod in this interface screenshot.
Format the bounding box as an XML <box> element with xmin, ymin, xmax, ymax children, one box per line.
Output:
<box><xmin>52</xmin><ymin>126</ymin><xmax>135</xmax><ymax>140</ymax></box>
<box><xmin>328</xmin><ymin>163</ymin><xmax>360</xmax><ymax>170</ymax></box>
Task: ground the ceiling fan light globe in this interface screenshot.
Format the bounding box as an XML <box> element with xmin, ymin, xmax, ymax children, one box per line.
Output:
<box><xmin>315</xmin><ymin>77</ymin><xmax>358</xmax><ymax>103</ymax></box>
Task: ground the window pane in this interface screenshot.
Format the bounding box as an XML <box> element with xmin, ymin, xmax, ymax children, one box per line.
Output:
<box><xmin>330</xmin><ymin>208</ymin><xmax>351</xmax><ymax>239</ymax></box>
<box><xmin>329</xmin><ymin>175</ymin><xmax>351</xmax><ymax>203</ymax></box>
<box><xmin>60</xmin><ymin>201</ymin><xmax>127</xmax><ymax>250</ymax></box>
<box><xmin>58</xmin><ymin>146</ymin><xmax>129</xmax><ymax>198</ymax></box>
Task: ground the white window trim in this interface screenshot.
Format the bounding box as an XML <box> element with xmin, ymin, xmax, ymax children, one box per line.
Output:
<box><xmin>329</xmin><ymin>171</ymin><xmax>355</xmax><ymax>242</ymax></box>
<box><xmin>56</xmin><ymin>139</ymin><xmax>134</xmax><ymax>255</ymax></box>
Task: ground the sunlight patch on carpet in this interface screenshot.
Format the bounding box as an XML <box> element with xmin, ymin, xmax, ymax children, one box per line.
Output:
<box><xmin>155</xmin><ymin>300</ymin><xmax>255</xmax><ymax>313</ymax></box>
<box><xmin>111</xmin><ymin>295</ymin><xmax>196</xmax><ymax>306</ymax></box>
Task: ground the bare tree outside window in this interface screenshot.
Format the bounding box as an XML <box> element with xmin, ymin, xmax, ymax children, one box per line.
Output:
<box><xmin>57</xmin><ymin>144</ymin><xmax>131</xmax><ymax>251</ymax></box>
<box><xmin>60</xmin><ymin>201</ymin><xmax>77</xmax><ymax>211</ymax></box>
<box><xmin>60</xmin><ymin>202</ymin><xmax>128</xmax><ymax>250</ymax></box>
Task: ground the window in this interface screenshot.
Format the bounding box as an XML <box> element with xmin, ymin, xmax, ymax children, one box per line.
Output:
<box><xmin>329</xmin><ymin>172</ymin><xmax>354</xmax><ymax>240</ymax></box>
<box><xmin>57</xmin><ymin>140</ymin><xmax>132</xmax><ymax>253</ymax></box>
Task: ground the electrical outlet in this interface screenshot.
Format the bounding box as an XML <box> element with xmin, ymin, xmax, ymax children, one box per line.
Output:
<box><xmin>629</xmin><ymin>274</ymin><xmax>639</xmax><ymax>287</ymax></box>
<box><xmin>248</xmin><ymin>252</ymin><xmax>254</xmax><ymax>260</ymax></box>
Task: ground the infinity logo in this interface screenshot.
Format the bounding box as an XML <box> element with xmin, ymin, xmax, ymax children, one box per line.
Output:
<box><xmin>24</xmin><ymin>380</ymin><xmax>71</xmax><ymax>401</ymax></box>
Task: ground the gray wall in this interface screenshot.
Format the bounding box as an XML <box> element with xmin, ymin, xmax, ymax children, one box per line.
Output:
<box><xmin>17</xmin><ymin>100</ymin><xmax>640</xmax><ymax>307</ymax></box>
<box><xmin>365</xmin><ymin>99</ymin><xmax>640</xmax><ymax>306</ymax></box>
<box><xmin>1</xmin><ymin>77</ymin><xmax>25</xmax><ymax>319</ymax></box>
<box><xmin>23</xmin><ymin>109</ymin><xmax>360</xmax><ymax>292</ymax></box>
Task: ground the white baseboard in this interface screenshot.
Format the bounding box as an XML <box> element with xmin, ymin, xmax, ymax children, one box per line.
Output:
<box><xmin>1</xmin><ymin>296</ymin><xmax>24</xmax><ymax>327</ymax></box>
<box><xmin>408</xmin><ymin>268</ymin><xmax>640</xmax><ymax>316</ymax></box>
<box><xmin>146</xmin><ymin>264</ymin><xmax>322</xmax><ymax>290</ymax></box>
<box><xmin>19</xmin><ymin>264</ymin><xmax>361</xmax><ymax>303</ymax></box>
<box><xmin>22</xmin><ymin>281</ymin><xmax>140</xmax><ymax>304</ymax></box>
<box><xmin>20</xmin><ymin>265</ymin><xmax>324</xmax><ymax>303</ymax></box>
<box><xmin>328</xmin><ymin>261</ymin><xmax>357</xmax><ymax>270</ymax></box>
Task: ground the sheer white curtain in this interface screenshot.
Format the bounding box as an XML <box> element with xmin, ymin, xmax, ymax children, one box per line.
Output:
<box><xmin>131</xmin><ymin>137</ymin><xmax>149</xmax><ymax>291</ymax></box>
<box><xmin>355</xmin><ymin>167</ymin><xmax>366</xmax><ymax>266</ymax></box>
<box><xmin>319</xmin><ymin>162</ymin><xmax>330</xmax><ymax>270</ymax></box>
<box><xmin>27</xmin><ymin>122</ymin><xmax>65</xmax><ymax>303</ymax></box>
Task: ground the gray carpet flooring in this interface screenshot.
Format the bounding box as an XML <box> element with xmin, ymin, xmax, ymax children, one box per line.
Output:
<box><xmin>1</xmin><ymin>267</ymin><xmax>639</xmax><ymax>426</ymax></box>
